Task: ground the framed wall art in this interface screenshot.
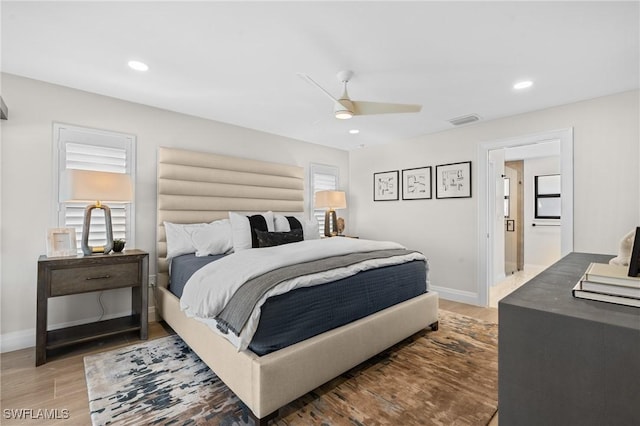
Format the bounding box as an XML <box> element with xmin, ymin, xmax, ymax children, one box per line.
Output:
<box><xmin>373</xmin><ymin>170</ymin><xmax>399</xmax><ymax>201</ymax></box>
<box><xmin>436</xmin><ymin>161</ymin><xmax>472</xmax><ymax>199</ymax></box>
<box><xmin>402</xmin><ymin>167</ymin><xmax>432</xmax><ymax>200</ymax></box>
<box><xmin>46</xmin><ymin>227</ymin><xmax>78</xmax><ymax>257</ymax></box>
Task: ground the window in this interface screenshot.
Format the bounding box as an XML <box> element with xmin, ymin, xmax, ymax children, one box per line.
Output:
<box><xmin>504</xmin><ymin>177</ymin><xmax>510</xmax><ymax>218</ymax></box>
<box><xmin>309</xmin><ymin>163</ymin><xmax>339</xmax><ymax>236</ymax></box>
<box><xmin>534</xmin><ymin>174</ymin><xmax>561</xmax><ymax>219</ymax></box>
<box><xmin>53</xmin><ymin>124</ymin><xmax>136</xmax><ymax>252</ymax></box>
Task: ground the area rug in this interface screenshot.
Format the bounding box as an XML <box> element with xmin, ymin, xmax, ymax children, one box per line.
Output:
<box><xmin>84</xmin><ymin>310</ymin><xmax>498</xmax><ymax>425</ymax></box>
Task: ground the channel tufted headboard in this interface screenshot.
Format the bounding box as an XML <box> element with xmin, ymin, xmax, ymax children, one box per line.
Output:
<box><xmin>156</xmin><ymin>147</ymin><xmax>305</xmax><ymax>289</ymax></box>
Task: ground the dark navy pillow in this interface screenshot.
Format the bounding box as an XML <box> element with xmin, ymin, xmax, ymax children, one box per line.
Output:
<box><xmin>255</xmin><ymin>229</ymin><xmax>304</xmax><ymax>248</ymax></box>
<box><xmin>286</xmin><ymin>216</ymin><xmax>303</xmax><ymax>232</ymax></box>
<box><xmin>247</xmin><ymin>214</ymin><xmax>269</xmax><ymax>248</ymax></box>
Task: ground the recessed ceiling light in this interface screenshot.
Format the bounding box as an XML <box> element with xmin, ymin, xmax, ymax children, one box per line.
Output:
<box><xmin>513</xmin><ymin>80</ymin><xmax>533</xmax><ymax>90</ymax></box>
<box><xmin>349</xmin><ymin>129</ymin><xmax>360</xmax><ymax>134</ymax></box>
<box><xmin>128</xmin><ymin>60</ymin><xmax>149</xmax><ymax>72</ymax></box>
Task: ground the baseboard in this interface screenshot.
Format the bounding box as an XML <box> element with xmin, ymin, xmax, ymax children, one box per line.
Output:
<box><xmin>1</xmin><ymin>307</ymin><xmax>158</xmax><ymax>353</ymax></box>
<box><xmin>0</xmin><ymin>328</ymin><xmax>34</xmax><ymax>354</ymax></box>
<box><xmin>430</xmin><ymin>285</ymin><xmax>481</xmax><ymax>306</ymax></box>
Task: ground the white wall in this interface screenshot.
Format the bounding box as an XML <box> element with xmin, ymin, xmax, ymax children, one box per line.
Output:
<box><xmin>349</xmin><ymin>90</ymin><xmax>639</xmax><ymax>304</ymax></box>
<box><xmin>0</xmin><ymin>73</ymin><xmax>349</xmax><ymax>352</ymax></box>
<box><xmin>523</xmin><ymin>156</ymin><xmax>561</xmax><ymax>269</ymax></box>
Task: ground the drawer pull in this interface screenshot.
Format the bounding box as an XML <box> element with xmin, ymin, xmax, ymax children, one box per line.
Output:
<box><xmin>86</xmin><ymin>275</ymin><xmax>111</xmax><ymax>281</ymax></box>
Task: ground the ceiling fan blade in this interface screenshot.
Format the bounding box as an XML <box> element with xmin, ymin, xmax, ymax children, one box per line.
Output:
<box><xmin>297</xmin><ymin>73</ymin><xmax>341</xmax><ymax>104</ymax></box>
<box><xmin>352</xmin><ymin>101</ymin><xmax>422</xmax><ymax>116</ymax></box>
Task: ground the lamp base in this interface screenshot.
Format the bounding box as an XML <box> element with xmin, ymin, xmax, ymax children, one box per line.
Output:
<box><xmin>82</xmin><ymin>204</ymin><xmax>113</xmax><ymax>255</ymax></box>
<box><xmin>324</xmin><ymin>209</ymin><xmax>338</xmax><ymax>237</ymax></box>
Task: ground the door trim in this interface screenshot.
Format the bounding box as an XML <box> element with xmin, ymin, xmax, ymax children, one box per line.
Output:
<box><xmin>477</xmin><ymin>128</ymin><xmax>574</xmax><ymax>306</ymax></box>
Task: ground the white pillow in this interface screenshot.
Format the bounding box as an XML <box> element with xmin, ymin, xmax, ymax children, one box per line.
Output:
<box><xmin>273</xmin><ymin>214</ymin><xmax>320</xmax><ymax>240</ymax></box>
<box><xmin>164</xmin><ymin>220</ymin><xmax>234</xmax><ymax>259</ymax></box>
<box><xmin>164</xmin><ymin>221</ymin><xmax>208</xmax><ymax>259</ymax></box>
<box><xmin>192</xmin><ymin>219</ymin><xmax>233</xmax><ymax>257</ymax></box>
<box><xmin>274</xmin><ymin>214</ymin><xmax>292</xmax><ymax>232</ymax></box>
<box><xmin>229</xmin><ymin>211</ymin><xmax>275</xmax><ymax>252</ymax></box>
<box><xmin>303</xmin><ymin>217</ymin><xmax>320</xmax><ymax>240</ymax></box>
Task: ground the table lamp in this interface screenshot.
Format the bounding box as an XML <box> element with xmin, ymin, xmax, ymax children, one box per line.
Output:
<box><xmin>315</xmin><ymin>190</ymin><xmax>347</xmax><ymax>237</ymax></box>
<box><xmin>60</xmin><ymin>170</ymin><xmax>132</xmax><ymax>255</ymax></box>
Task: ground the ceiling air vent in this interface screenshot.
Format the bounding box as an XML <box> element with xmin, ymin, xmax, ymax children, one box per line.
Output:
<box><xmin>449</xmin><ymin>114</ymin><xmax>480</xmax><ymax>126</ymax></box>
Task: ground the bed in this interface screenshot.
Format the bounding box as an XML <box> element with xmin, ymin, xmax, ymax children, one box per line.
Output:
<box><xmin>155</xmin><ymin>147</ymin><xmax>439</xmax><ymax>424</ymax></box>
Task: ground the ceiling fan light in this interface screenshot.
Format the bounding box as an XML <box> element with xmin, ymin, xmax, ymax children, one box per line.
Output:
<box><xmin>335</xmin><ymin>110</ymin><xmax>353</xmax><ymax>119</ymax></box>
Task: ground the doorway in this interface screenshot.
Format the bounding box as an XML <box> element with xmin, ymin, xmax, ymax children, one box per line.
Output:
<box><xmin>491</xmin><ymin>146</ymin><xmax>563</xmax><ymax>306</ymax></box>
<box><xmin>477</xmin><ymin>129</ymin><xmax>574</xmax><ymax>307</ymax></box>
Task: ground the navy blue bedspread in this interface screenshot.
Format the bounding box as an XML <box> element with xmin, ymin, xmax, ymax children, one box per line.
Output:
<box><xmin>169</xmin><ymin>254</ymin><xmax>427</xmax><ymax>356</ymax></box>
<box><xmin>169</xmin><ymin>253</ymin><xmax>226</xmax><ymax>298</ymax></box>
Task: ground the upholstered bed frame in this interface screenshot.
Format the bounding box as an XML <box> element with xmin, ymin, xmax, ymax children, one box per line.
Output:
<box><xmin>155</xmin><ymin>147</ymin><xmax>439</xmax><ymax>424</ymax></box>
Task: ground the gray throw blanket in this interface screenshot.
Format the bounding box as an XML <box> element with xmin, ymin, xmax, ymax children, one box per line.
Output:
<box><xmin>216</xmin><ymin>248</ymin><xmax>421</xmax><ymax>336</ymax></box>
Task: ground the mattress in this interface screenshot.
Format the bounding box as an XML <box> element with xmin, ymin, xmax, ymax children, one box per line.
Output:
<box><xmin>170</xmin><ymin>254</ymin><xmax>427</xmax><ymax>356</ymax></box>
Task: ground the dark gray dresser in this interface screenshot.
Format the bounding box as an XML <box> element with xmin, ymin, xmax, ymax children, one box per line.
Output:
<box><xmin>499</xmin><ymin>252</ymin><xmax>640</xmax><ymax>426</ymax></box>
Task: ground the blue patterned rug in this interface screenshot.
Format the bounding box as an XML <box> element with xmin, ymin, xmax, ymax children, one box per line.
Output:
<box><xmin>84</xmin><ymin>310</ymin><xmax>498</xmax><ymax>425</ymax></box>
<box><xmin>84</xmin><ymin>335</ymin><xmax>248</xmax><ymax>425</ymax></box>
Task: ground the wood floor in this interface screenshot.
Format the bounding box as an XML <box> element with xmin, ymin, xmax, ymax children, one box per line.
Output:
<box><xmin>0</xmin><ymin>301</ymin><xmax>499</xmax><ymax>425</ymax></box>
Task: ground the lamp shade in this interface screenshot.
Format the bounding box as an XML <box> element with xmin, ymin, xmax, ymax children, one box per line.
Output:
<box><xmin>315</xmin><ymin>190</ymin><xmax>347</xmax><ymax>209</ymax></box>
<box><xmin>60</xmin><ymin>170</ymin><xmax>132</xmax><ymax>203</ymax></box>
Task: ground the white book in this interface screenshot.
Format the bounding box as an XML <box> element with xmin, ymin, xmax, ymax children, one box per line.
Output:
<box><xmin>572</xmin><ymin>282</ymin><xmax>640</xmax><ymax>308</ymax></box>
<box><xmin>581</xmin><ymin>280</ymin><xmax>640</xmax><ymax>299</ymax></box>
<box><xmin>584</xmin><ymin>262</ymin><xmax>640</xmax><ymax>288</ymax></box>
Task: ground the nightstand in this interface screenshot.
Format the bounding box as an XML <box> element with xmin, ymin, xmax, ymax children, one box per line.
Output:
<box><xmin>36</xmin><ymin>249</ymin><xmax>148</xmax><ymax>366</ymax></box>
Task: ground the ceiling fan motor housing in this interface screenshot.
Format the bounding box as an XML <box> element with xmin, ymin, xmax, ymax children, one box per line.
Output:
<box><xmin>337</xmin><ymin>70</ymin><xmax>354</xmax><ymax>83</ymax></box>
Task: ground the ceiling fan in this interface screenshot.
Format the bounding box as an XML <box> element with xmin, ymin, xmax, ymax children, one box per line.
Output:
<box><xmin>299</xmin><ymin>70</ymin><xmax>422</xmax><ymax>120</ymax></box>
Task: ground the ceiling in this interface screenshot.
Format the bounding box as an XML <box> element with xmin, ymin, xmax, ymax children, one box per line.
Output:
<box><xmin>2</xmin><ymin>1</ymin><xmax>639</xmax><ymax>151</ymax></box>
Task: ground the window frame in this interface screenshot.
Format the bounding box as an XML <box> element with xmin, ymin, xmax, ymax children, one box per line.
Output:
<box><xmin>534</xmin><ymin>174</ymin><xmax>561</xmax><ymax>220</ymax></box>
<box><xmin>309</xmin><ymin>163</ymin><xmax>340</xmax><ymax>236</ymax></box>
<box><xmin>504</xmin><ymin>177</ymin><xmax>510</xmax><ymax>218</ymax></box>
<box><xmin>52</xmin><ymin>123</ymin><xmax>136</xmax><ymax>250</ymax></box>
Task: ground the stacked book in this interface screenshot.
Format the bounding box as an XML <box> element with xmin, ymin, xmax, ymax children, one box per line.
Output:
<box><xmin>572</xmin><ymin>262</ymin><xmax>640</xmax><ymax>307</ymax></box>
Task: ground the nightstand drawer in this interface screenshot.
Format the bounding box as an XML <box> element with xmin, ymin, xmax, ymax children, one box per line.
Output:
<box><xmin>50</xmin><ymin>262</ymin><xmax>139</xmax><ymax>296</ymax></box>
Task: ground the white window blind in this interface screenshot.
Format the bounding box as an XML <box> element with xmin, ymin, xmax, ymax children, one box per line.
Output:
<box><xmin>309</xmin><ymin>163</ymin><xmax>339</xmax><ymax>236</ymax></box>
<box><xmin>54</xmin><ymin>125</ymin><xmax>136</xmax><ymax>252</ymax></box>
